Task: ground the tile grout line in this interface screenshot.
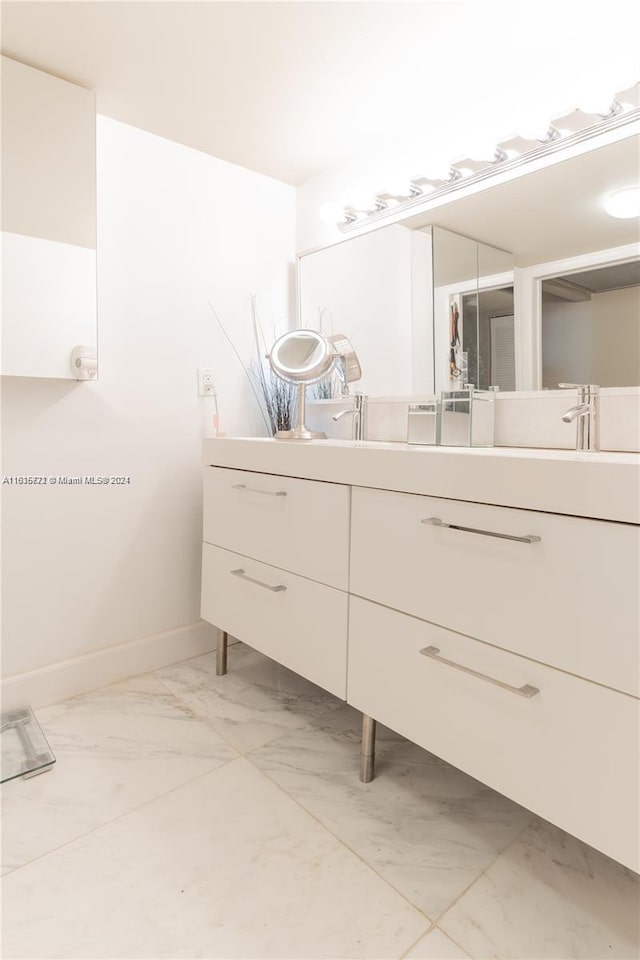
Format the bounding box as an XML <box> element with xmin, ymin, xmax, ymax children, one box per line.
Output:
<box><xmin>430</xmin><ymin>925</ymin><xmax>473</xmax><ymax>959</ymax></box>
<box><xmin>8</xmin><ymin>651</ymin><xmax>531</xmax><ymax>960</ymax></box>
<box><xmin>4</xmin><ymin>652</ymin><xmax>337</xmax><ymax>879</ymax></box>
<box><xmin>242</xmin><ymin>739</ymin><xmax>536</xmax><ymax>958</ymax></box>
<box><xmin>433</xmin><ymin>811</ymin><xmax>536</xmax><ymax>933</ymax></box>
<box><xmin>1</xmin><ymin>666</ymin><xmax>245</xmax><ymax>877</ymax></box>
<box><xmin>242</xmin><ymin>749</ymin><xmax>436</xmax><ymax>938</ymax></box>
<box><xmin>397</xmin><ymin>921</ymin><xmax>437</xmax><ymax>960</ymax></box>
<box><xmin>152</xmin><ymin>663</ymin><xmax>346</xmax><ymax>759</ymax></box>
<box><xmin>1</xmin><ymin>754</ymin><xmax>243</xmax><ymax>880</ymax></box>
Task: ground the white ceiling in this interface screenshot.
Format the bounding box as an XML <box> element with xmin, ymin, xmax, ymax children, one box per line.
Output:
<box><xmin>2</xmin><ymin>1</ymin><xmax>640</xmax><ymax>186</ymax></box>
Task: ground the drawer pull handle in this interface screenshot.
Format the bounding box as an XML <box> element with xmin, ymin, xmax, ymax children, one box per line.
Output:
<box><xmin>419</xmin><ymin>646</ymin><xmax>540</xmax><ymax>699</ymax></box>
<box><xmin>232</xmin><ymin>483</ymin><xmax>287</xmax><ymax>497</ymax></box>
<box><xmin>230</xmin><ymin>568</ymin><xmax>287</xmax><ymax>593</ymax></box>
<box><xmin>422</xmin><ymin>517</ymin><xmax>541</xmax><ymax>544</ymax></box>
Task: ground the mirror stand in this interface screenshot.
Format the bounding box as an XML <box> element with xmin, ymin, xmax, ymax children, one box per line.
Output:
<box><xmin>275</xmin><ymin>383</ymin><xmax>327</xmax><ymax>441</ymax></box>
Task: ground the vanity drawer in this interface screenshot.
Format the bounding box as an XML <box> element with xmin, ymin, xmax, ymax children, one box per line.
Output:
<box><xmin>201</xmin><ymin>543</ymin><xmax>348</xmax><ymax>699</ymax></box>
<box><xmin>348</xmin><ymin>596</ymin><xmax>639</xmax><ymax>872</ymax></box>
<box><xmin>203</xmin><ymin>467</ymin><xmax>349</xmax><ymax>589</ymax></box>
<box><xmin>350</xmin><ymin>487</ymin><xmax>640</xmax><ymax>697</ymax></box>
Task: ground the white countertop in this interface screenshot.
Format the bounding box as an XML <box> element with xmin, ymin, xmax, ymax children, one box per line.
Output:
<box><xmin>202</xmin><ymin>437</ymin><xmax>640</xmax><ymax>524</ymax></box>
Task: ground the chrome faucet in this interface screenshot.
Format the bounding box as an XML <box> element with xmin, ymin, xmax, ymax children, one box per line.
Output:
<box><xmin>332</xmin><ymin>393</ymin><xmax>367</xmax><ymax>440</ymax></box>
<box><xmin>559</xmin><ymin>383</ymin><xmax>600</xmax><ymax>451</ymax></box>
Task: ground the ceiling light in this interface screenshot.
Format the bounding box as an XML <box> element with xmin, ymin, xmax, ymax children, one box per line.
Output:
<box><xmin>578</xmin><ymin>101</ymin><xmax>616</xmax><ymax>117</ymax></box>
<box><xmin>516</xmin><ymin>117</ymin><xmax>556</xmax><ymax>142</ymax></box>
<box><xmin>604</xmin><ymin>187</ymin><xmax>640</xmax><ymax>219</ymax></box>
<box><xmin>422</xmin><ymin>164</ymin><xmax>454</xmax><ymax>182</ymax></box>
<box><xmin>349</xmin><ymin>189</ymin><xmax>379</xmax><ymax>212</ymax></box>
<box><xmin>384</xmin><ymin>177</ymin><xmax>417</xmax><ymax>198</ymax></box>
<box><xmin>464</xmin><ymin>137</ymin><xmax>504</xmax><ymax>161</ymax></box>
<box><xmin>319</xmin><ymin>201</ymin><xmax>349</xmax><ymax>225</ymax></box>
<box><xmin>576</xmin><ymin>86</ymin><xmax>616</xmax><ymax>117</ymax></box>
<box><xmin>329</xmin><ymin>79</ymin><xmax>640</xmax><ymax>231</ymax></box>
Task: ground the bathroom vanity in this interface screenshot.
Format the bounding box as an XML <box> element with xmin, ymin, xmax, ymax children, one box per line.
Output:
<box><xmin>201</xmin><ymin>438</ymin><xmax>640</xmax><ymax>873</ymax></box>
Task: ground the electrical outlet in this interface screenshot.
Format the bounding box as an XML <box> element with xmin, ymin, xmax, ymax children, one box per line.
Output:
<box><xmin>197</xmin><ymin>368</ymin><xmax>216</xmax><ymax>397</ymax></box>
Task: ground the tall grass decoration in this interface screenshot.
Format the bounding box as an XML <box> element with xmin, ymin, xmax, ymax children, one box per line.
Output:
<box><xmin>208</xmin><ymin>297</ymin><xmax>296</xmax><ymax>435</ymax></box>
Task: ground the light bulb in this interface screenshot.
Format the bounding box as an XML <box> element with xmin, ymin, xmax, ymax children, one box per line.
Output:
<box><xmin>349</xmin><ymin>189</ymin><xmax>378</xmax><ymax>212</ymax></box>
<box><xmin>465</xmin><ymin>137</ymin><xmax>500</xmax><ymax>161</ymax></box>
<box><xmin>604</xmin><ymin>188</ymin><xmax>640</xmax><ymax>219</ymax></box>
<box><xmin>517</xmin><ymin>118</ymin><xmax>552</xmax><ymax>141</ymax></box>
<box><xmin>422</xmin><ymin>163</ymin><xmax>452</xmax><ymax>182</ymax></box>
<box><xmin>577</xmin><ymin>82</ymin><xmax>615</xmax><ymax>116</ymax></box>
<box><xmin>579</xmin><ymin>99</ymin><xmax>614</xmax><ymax>116</ymax></box>
<box><xmin>319</xmin><ymin>201</ymin><xmax>348</xmax><ymax>225</ymax></box>
<box><xmin>384</xmin><ymin>177</ymin><xmax>414</xmax><ymax>198</ymax></box>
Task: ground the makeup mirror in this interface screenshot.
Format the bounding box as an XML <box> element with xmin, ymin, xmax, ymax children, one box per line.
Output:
<box><xmin>268</xmin><ymin>329</ymin><xmax>361</xmax><ymax>440</ymax></box>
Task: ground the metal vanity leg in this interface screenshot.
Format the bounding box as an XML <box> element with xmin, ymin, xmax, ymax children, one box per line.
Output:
<box><xmin>216</xmin><ymin>629</ymin><xmax>228</xmax><ymax>676</ymax></box>
<box><xmin>360</xmin><ymin>714</ymin><xmax>376</xmax><ymax>783</ymax></box>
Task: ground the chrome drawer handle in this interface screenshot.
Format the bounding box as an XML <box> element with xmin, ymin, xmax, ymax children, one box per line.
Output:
<box><xmin>231</xmin><ymin>483</ymin><xmax>287</xmax><ymax>497</ymax></box>
<box><xmin>422</xmin><ymin>517</ymin><xmax>541</xmax><ymax>544</ymax></box>
<box><xmin>420</xmin><ymin>646</ymin><xmax>539</xmax><ymax>698</ymax></box>
<box><xmin>230</xmin><ymin>568</ymin><xmax>287</xmax><ymax>593</ymax></box>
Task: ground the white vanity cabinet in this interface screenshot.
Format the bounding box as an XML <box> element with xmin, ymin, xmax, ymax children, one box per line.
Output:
<box><xmin>348</xmin><ymin>486</ymin><xmax>640</xmax><ymax>871</ymax></box>
<box><xmin>201</xmin><ymin>466</ymin><xmax>350</xmax><ymax>698</ymax></box>
<box><xmin>350</xmin><ymin>487</ymin><xmax>640</xmax><ymax>698</ymax></box>
<box><xmin>201</xmin><ymin>441</ymin><xmax>640</xmax><ymax>873</ymax></box>
<box><xmin>348</xmin><ymin>597</ymin><xmax>639</xmax><ymax>873</ymax></box>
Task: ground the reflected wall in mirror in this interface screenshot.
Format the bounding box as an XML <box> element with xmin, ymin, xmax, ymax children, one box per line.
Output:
<box><xmin>541</xmin><ymin>259</ymin><xmax>640</xmax><ymax>388</ymax></box>
<box><xmin>1</xmin><ymin>56</ymin><xmax>96</xmax><ymax>379</ymax></box>
<box><xmin>432</xmin><ymin>226</ymin><xmax>514</xmax><ymax>393</ymax></box>
<box><xmin>298</xmin><ymin>130</ymin><xmax>640</xmax><ymax>394</ymax></box>
<box><xmin>298</xmin><ymin>223</ymin><xmax>417</xmax><ymax>396</ymax></box>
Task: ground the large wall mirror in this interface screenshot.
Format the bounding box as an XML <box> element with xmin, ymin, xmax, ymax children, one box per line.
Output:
<box><xmin>298</xmin><ymin>132</ymin><xmax>639</xmax><ymax>395</ymax></box>
<box><xmin>1</xmin><ymin>56</ymin><xmax>97</xmax><ymax>380</ymax></box>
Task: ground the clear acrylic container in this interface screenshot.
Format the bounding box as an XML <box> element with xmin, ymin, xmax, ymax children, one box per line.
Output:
<box><xmin>407</xmin><ymin>399</ymin><xmax>440</xmax><ymax>445</ymax></box>
<box><xmin>439</xmin><ymin>385</ymin><xmax>495</xmax><ymax>447</ymax></box>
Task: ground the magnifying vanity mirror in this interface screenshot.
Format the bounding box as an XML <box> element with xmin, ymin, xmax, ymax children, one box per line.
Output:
<box><xmin>268</xmin><ymin>329</ymin><xmax>361</xmax><ymax>440</ymax></box>
<box><xmin>298</xmin><ymin>132</ymin><xmax>640</xmax><ymax>399</ymax></box>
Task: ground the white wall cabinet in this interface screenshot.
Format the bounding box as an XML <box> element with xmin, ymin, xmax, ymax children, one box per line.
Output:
<box><xmin>201</xmin><ymin>459</ymin><xmax>640</xmax><ymax>873</ymax></box>
<box><xmin>1</xmin><ymin>56</ymin><xmax>96</xmax><ymax>379</ymax></box>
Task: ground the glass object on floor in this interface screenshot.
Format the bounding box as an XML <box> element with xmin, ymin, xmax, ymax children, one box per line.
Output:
<box><xmin>1</xmin><ymin>706</ymin><xmax>55</xmax><ymax>782</ymax></box>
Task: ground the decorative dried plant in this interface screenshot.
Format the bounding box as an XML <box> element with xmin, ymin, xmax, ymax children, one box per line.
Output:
<box><xmin>208</xmin><ymin>297</ymin><xmax>296</xmax><ymax>435</ymax></box>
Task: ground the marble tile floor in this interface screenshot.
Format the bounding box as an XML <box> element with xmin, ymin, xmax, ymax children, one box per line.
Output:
<box><xmin>2</xmin><ymin>642</ymin><xmax>638</xmax><ymax>959</ymax></box>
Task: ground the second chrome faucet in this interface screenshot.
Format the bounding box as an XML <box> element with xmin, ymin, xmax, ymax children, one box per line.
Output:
<box><xmin>560</xmin><ymin>383</ymin><xmax>600</xmax><ymax>451</ymax></box>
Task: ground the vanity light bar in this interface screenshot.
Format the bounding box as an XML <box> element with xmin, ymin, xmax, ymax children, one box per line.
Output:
<box><xmin>334</xmin><ymin>84</ymin><xmax>640</xmax><ymax>232</ymax></box>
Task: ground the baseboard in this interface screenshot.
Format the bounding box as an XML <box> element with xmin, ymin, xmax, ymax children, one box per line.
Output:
<box><xmin>1</xmin><ymin>620</ymin><xmax>219</xmax><ymax>711</ymax></box>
